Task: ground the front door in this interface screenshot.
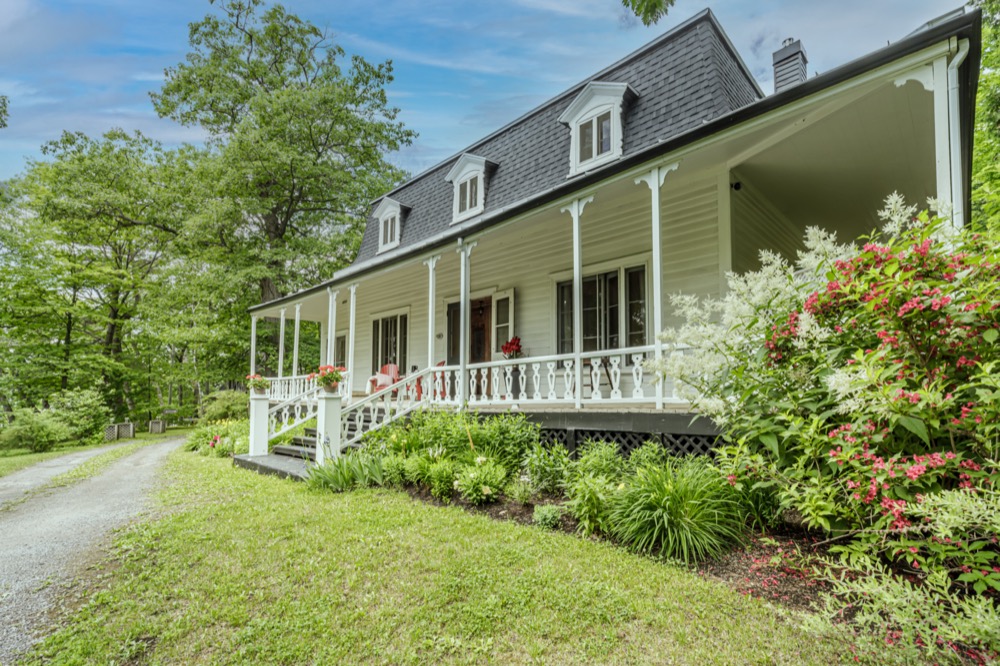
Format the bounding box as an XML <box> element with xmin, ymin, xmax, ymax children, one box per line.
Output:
<box><xmin>446</xmin><ymin>297</ymin><xmax>492</xmax><ymax>396</ymax></box>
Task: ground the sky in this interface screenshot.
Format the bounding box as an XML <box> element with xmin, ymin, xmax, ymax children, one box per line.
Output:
<box><xmin>0</xmin><ymin>0</ymin><xmax>968</xmax><ymax>182</ymax></box>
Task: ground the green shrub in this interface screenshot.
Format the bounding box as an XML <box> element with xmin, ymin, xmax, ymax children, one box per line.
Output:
<box><xmin>351</xmin><ymin>451</ymin><xmax>384</xmax><ymax>488</ymax></box>
<box><xmin>506</xmin><ymin>478</ymin><xmax>534</xmax><ymax>505</ymax></box>
<box><xmin>478</xmin><ymin>413</ymin><xmax>540</xmax><ymax>475</ymax></box>
<box><xmin>626</xmin><ymin>441</ymin><xmax>667</xmax><ymax>474</ymax></box>
<box><xmin>307</xmin><ymin>454</ymin><xmax>357</xmax><ymax>493</ymax></box>
<box><xmin>48</xmin><ymin>388</ymin><xmax>110</xmax><ymax>444</ymax></box>
<box><xmin>381</xmin><ymin>453</ymin><xmax>407</xmax><ymax>486</ymax></box>
<box><xmin>735</xmin><ymin>482</ymin><xmax>783</xmax><ymax>533</ymax></box>
<box><xmin>0</xmin><ymin>409</ymin><xmax>70</xmax><ymax>453</ymax></box>
<box><xmin>403</xmin><ymin>453</ymin><xmax>433</xmax><ymax>486</ymax></box>
<box><xmin>455</xmin><ymin>457</ymin><xmax>507</xmax><ymax>505</ymax></box>
<box><xmin>428</xmin><ymin>459</ymin><xmax>457</xmax><ymax>501</ymax></box>
<box><xmin>184</xmin><ymin>420</ymin><xmax>249</xmax><ymax>457</ymax></box>
<box><xmin>568</xmin><ymin>440</ymin><xmax>624</xmax><ymax>483</ymax></box>
<box><xmin>522</xmin><ymin>441</ymin><xmax>570</xmax><ymax>494</ymax></box>
<box><xmin>198</xmin><ymin>390</ymin><xmax>248</xmax><ymax>425</ymax></box>
<box><xmin>533</xmin><ymin>504</ymin><xmax>564</xmax><ymax>530</ymax></box>
<box><xmin>565</xmin><ymin>472</ymin><xmax>615</xmax><ymax>537</ymax></box>
<box><xmin>608</xmin><ymin>457</ymin><xmax>744</xmax><ymax>564</ymax></box>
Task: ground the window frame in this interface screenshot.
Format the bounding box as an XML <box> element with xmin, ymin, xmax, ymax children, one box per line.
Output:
<box><xmin>550</xmin><ymin>254</ymin><xmax>651</xmax><ymax>355</ymax></box>
<box><xmin>557</xmin><ymin>81</ymin><xmax>635</xmax><ymax>177</ymax></box>
<box><xmin>370</xmin><ymin>307</ymin><xmax>409</xmax><ymax>375</ymax></box>
<box><xmin>445</xmin><ymin>153</ymin><xmax>489</xmax><ymax>224</ymax></box>
<box><xmin>373</xmin><ymin>197</ymin><xmax>403</xmax><ymax>254</ymax></box>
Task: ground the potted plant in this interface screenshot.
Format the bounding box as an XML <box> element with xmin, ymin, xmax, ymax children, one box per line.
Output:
<box><xmin>501</xmin><ymin>337</ymin><xmax>524</xmax><ymax>397</ymax></box>
<box><xmin>309</xmin><ymin>365</ymin><xmax>347</xmax><ymax>392</ymax></box>
<box><xmin>245</xmin><ymin>374</ymin><xmax>271</xmax><ymax>395</ymax></box>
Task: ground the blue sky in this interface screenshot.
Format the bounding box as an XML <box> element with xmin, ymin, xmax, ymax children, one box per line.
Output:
<box><xmin>0</xmin><ymin>0</ymin><xmax>966</xmax><ymax>181</ymax></box>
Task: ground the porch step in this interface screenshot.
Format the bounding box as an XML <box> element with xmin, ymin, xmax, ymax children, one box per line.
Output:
<box><xmin>272</xmin><ymin>444</ymin><xmax>316</xmax><ymax>461</ymax></box>
<box><xmin>233</xmin><ymin>454</ymin><xmax>308</xmax><ymax>481</ymax></box>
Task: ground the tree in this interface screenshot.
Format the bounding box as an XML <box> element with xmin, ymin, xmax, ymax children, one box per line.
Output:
<box><xmin>971</xmin><ymin>0</ymin><xmax>1000</xmax><ymax>227</ymax></box>
<box><xmin>623</xmin><ymin>0</ymin><xmax>677</xmax><ymax>26</ymax></box>
<box><xmin>0</xmin><ymin>94</ymin><xmax>8</xmax><ymax>129</ymax></box>
<box><xmin>152</xmin><ymin>0</ymin><xmax>413</xmax><ymax>304</ymax></box>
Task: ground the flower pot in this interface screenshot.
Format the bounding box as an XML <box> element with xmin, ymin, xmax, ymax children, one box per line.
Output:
<box><xmin>252</xmin><ymin>387</ymin><xmax>267</xmax><ymax>396</ymax></box>
<box><xmin>321</xmin><ymin>383</ymin><xmax>339</xmax><ymax>393</ymax></box>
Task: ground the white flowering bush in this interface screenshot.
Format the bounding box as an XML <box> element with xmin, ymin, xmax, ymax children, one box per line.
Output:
<box><xmin>652</xmin><ymin>195</ymin><xmax>1000</xmax><ymax>660</ymax></box>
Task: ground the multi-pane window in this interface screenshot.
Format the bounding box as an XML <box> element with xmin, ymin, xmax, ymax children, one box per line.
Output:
<box><xmin>371</xmin><ymin>313</ymin><xmax>407</xmax><ymax>374</ymax></box>
<box><xmin>557</xmin><ymin>265</ymin><xmax>646</xmax><ymax>353</ymax></box>
<box><xmin>578</xmin><ymin>110</ymin><xmax>612</xmax><ymax>165</ymax></box>
<box><xmin>458</xmin><ymin>176</ymin><xmax>479</xmax><ymax>215</ymax></box>
<box><xmin>380</xmin><ymin>215</ymin><xmax>397</xmax><ymax>250</ymax></box>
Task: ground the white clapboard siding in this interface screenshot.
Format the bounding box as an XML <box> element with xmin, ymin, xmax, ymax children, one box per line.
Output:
<box><xmin>661</xmin><ymin>176</ymin><xmax>720</xmax><ymax>327</ymax></box>
<box><xmin>730</xmin><ymin>176</ymin><xmax>802</xmax><ymax>274</ymax></box>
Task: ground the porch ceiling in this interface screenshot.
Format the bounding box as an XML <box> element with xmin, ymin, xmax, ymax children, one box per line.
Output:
<box><xmin>734</xmin><ymin>78</ymin><xmax>936</xmax><ymax>240</ymax></box>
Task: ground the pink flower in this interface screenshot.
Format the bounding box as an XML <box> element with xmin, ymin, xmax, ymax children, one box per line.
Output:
<box><xmin>906</xmin><ymin>464</ymin><xmax>926</xmax><ymax>481</ymax></box>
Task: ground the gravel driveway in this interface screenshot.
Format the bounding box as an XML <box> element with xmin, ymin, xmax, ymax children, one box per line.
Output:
<box><xmin>0</xmin><ymin>437</ymin><xmax>184</xmax><ymax>664</ymax></box>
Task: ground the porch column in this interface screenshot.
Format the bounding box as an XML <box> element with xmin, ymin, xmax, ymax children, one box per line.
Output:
<box><xmin>326</xmin><ymin>287</ymin><xmax>338</xmax><ymax>365</ymax></box>
<box><xmin>424</xmin><ymin>255</ymin><xmax>440</xmax><ymax>369</ymax></box>
<box><xmin>560</xmin><ymin>197</ymin><xmax>593</xmax><ymax>409</ymax></box>
<box><xmin>292</xmin><ymin>303</ymin><xmax>302</xmax><ymax>376</ymax></box>
<box><xmin>457</xmin><ymin>239</ymin><xmax>476</xmax><ymax>406</ymax></box>
<box><xmin>249</xmin><ymin>315</ymin><xmax>258</xmax><ymax>375</ymax></box>
<box><xmin>347</xmin><ymin>284</ymin><xmax>358</xmax><ymax>403</ymax></box>
<box><xmin>277</xmin><ymin>308</ymin><xmax>287</xmax><ymax>378</ymax></box>
<box><xmin>932</xmin><ymin>55</ymin><xmax>952</xmax><ymax>221</ymax></box>
<box><xmin>636</xmin><ymin>162</ymin><xmax>679</xmax><ymax>409</ymax></box>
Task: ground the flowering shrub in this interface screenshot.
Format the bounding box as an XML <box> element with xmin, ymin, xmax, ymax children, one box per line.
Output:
<box><xmin>184</xmin><ymin>419</ymin><xmax>250</xmax><ymax>457</ymax></box>
<box><xmin>655</xmin><ymin>196</ymin><xmax>1000</xmax><ymax>659</ymax></box>
<box><xmin>455</xmin><ymin>457</ymin><xmax>507</xmax><ymax>505</ymax></box>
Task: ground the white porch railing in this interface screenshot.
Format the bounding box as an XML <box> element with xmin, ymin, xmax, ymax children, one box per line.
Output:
<box><xmin>266</xmin><ymin>373</ymin><xmax>351</xmax><ymax>441</ymax></box>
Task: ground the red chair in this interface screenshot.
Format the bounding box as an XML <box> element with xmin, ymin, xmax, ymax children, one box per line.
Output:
<box><xmin>368</xmin><ymin>364</ymin><xmax>400</xmax><ymax>394</ymax></box>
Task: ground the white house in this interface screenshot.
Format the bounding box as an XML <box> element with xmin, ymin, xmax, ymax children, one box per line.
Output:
<box><xmin>240</xmin><ymin>7</ymin><xmax>982</xmax><ymax>468</ymax></box>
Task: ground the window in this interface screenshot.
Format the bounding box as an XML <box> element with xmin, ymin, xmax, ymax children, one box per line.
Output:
<box><xmin>578</xmin><ymin>110</ymin><xmax>612</xmax><ymax>164</ymax></box>
<box><xmin>556</xmin><ymin>265</ymin><xmax>646</xmax><ymax>353</ymax></box>
<box><xmin>558</xmin><ymin>81</ymin><xmax>636</xmax><ymax>176</ymax></box>
<box><xmin>334</xmin><ymin>335</ymin><xmax>346</xmax><ymax>366</ymax></box>
<box><xmin>373</xmin><ymin>197</ymin><xmax>404</xmax><ymax>253</ymax></box>
<box><xmin>445</xmin><ymin>153</ymin><xmax>492</xmax><ymax>223</ymax></box>
<box><xmin>371</xmin><ymin>313</ymin><xmax>408</xmax><ymax>374</ymax></box>
<box><xmin>458</xmin><ymin>176</ymin><xmax>479</xmax><ymax>215</ymax></box>
<box><xmin>492</xmin><ymin>289</ymin><xmax>515</xmax><ymax>358</ymax></box>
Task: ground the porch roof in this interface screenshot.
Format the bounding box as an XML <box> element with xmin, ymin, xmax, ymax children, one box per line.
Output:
<box><xmin>249</xmin><ymin>8</ymin><xmax>981</xmax><ymax>319</ymax></box>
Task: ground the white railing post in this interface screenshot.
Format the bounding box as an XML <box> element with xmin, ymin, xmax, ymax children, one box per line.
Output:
<box><xmin>424</xmin><ymin>255</ymin><xmax>439</xmax><ymax>370</ymax></box>
<box><xmin>249</xmin><ymin>392</ymin><xmax>270</xmax><ymax>456</ymax></box>
<box><xmin>249</xmin><ymin>315</ymin><xmax>258</xmax><ymax>375</ymax></box>
<box><xmin>457</xmin><ymin>240</ymin><xmax>476</xmax><ymax>406</ymax></box>
<box><xmin>636</xmin><ymin>162</ymin><xmax>677</xmax><ymax>410</ymax></box>
<box><xmin>315</xmin><ymin>390</ymin><xmax>342</xmax><ymax>465</ymax></box>
<box><xmin>277</xmin><ymin>308</ymin><xmax>287</xmax><ymax>379</ymax></box>
<box><xmin>326</xmin><ymin>287</ymin><xmax>338</xmax><ymax>365</ymax></box>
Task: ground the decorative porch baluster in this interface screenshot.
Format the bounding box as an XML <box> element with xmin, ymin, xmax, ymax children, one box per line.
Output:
<box><xmin>631</xmin><ymin>354</ymin><xmax>645</xmax><ymax>399</ymax></box>
<box><xmin>562</xmin><ymin>361</ymin><xmax>575</xmax><ymax>401</ymax></box>
<box><xmin>546</xmin><ymin>362</ymin><xmax>557</xmax><ymax>400</ymax></box>
<box><xmin>609</xmin><ymin>357</ymin><xmax>623</xmax><ymax>400</ymax></box>
<box><xmin>590</xmin><ymin>358</ymin><xmax>603</xmax><ymax>400</ymax></box>
<box><xmin>532</xmin><ymin>363</ymin><xmax>541</xmax><ymax>400</ymax></box>
<box><xmin>517</xmin><ymin>363</ymin><xmax>527</xmax><ymax>401</ymax></box>
<box><xmin>503</xmin><ymin>366</ymin><xmax>513</xmax><ymax>400</ymax></box>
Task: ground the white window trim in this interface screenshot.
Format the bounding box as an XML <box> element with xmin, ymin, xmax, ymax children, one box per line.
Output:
<box><xmin>373</xmin><ymin>197</ymin><xmax>403</xmax><ymax>254</ymax></box>
<box><xmin>445</xmin><ymin>153</ymin><xmax>488</xmax><ymax>224</ymax></box>
<box><xmin>370</xmin><ymin>307</ymin><xmax>410</xmax><ymax>374</ymax></box>
<box><xmin>491</xmin><ymin>288</ymin><xmax>515</xmax><ymax>361</ymax></box>
<box><xmin>558</xmin><ymin>81</ymin><xmax>636</xmax><ymax>177</ymax></box>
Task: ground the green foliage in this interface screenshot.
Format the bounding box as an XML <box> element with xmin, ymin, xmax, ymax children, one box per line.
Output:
<box><xmin>0</xmin><ymin>409</ymin><xmax>70</xmax><ymax>453</ymax></box>
<box><xmin>428</xmin><ymin>459</ymin><xmax>457</xmax><ymax>501</ymax></box>
<box><xmin>47</xmin><ymin>388</ymin><xmax>111</xmax><ymax>445</ymax></box>
<box><xmin>621</xmin><ymin>0</ymin><xmax>676</xmax><ymax>26</ymax></box>
<box><xmin>184</xmin><ymin>419</ymin><xmax>249</xmax><ymax>458</ymax></box>
<box><xmin>532</xmin><ymin>504</ymin><xmax>564</xmax><ymax>530</ymax></box>
<box><xmin>403</xmin><ymin>453</ymin><xmax>433</xmax><ymax>486</ymax></box>
<box><xmin>505</xmin><ymin>479</ymin><xmax>535</xmax><ymax>506</ymax></box>
<box><xmin>198</xmin><ymin>390</ymin><xmax>248</xmax><ymax>425</ymax></box>
<box><xmin>455</xmin><ymin>458</ymin><xmax>507</xmax><ymax>506</ymax></box>
<box><xmin>381</xmin><ymin>453</ymin><xmax>406</xmax><ymax>487</ymax></box>
<box><xmin>735</xmin><ymin>482</ymin><xmax>783</xmax><ymax>533</ymax></box>
<box><xmin>608</xmin><ymin>458</ymin><xmax>744</xmax><ymax>564</ymax></box>
<box><xmin>477</xmin><ymin>413</ymin><xmax>541</xmax><ymax>475</ymax></box>
<box><xmin>568</xmin><ymin>440</ymin><xmax>624</xmax><ymax>483</ymax></box>
<box><xmin>308</xmin><ymin>455</ymin><xmax>357</xmax><ymax>493</ymax></box>
<box><xmin>625</xmin><ymin>441</ymin><xmax>668</xmax><ymax>474</ymax></box>
<box><xmin>565</xmin><ymin>472</ymin><xmax>616</xmax><ymax>537</ymax></box>
<box><xmin>522</xmin><ymin>441</ymin><xmax>570</xmax><ymax>495</ymax></box>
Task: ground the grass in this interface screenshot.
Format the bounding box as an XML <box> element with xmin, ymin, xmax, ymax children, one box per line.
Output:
<box><xmin>0</xmin><ymin>428</ymin><xmax>193</xmax><ymax>480</ymax></box>
<box><xmin>23</xmin><ymin>452</ymin><xmax>844</xmax><ymax>665</ymax></box>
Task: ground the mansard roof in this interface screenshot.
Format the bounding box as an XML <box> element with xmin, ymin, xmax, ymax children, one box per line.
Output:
<box><xmin>353</xmin><ymin>9</ymin><xmax>761</xmax><ymax>265</ymax></box>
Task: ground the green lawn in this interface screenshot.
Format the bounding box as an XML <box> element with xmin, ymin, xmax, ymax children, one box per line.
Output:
<box><xmin>0</xmin><ymin>428</ymin><xmax>192</xmax><ymax>479</ymax></box>
<box><xmin>25</xmin><ymin>452</ymin><xmax>843</xmax><ymax>665</ymax></box>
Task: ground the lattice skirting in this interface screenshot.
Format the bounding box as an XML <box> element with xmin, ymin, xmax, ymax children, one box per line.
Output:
<box><xmin>539</xmin><ymin>428</ymin><xmax>718</xmax><ymax>457</ymax></box>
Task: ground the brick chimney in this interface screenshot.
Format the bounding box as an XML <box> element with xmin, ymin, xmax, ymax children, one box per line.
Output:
<box><xmin>773</xmin><ymin>38</ymin><xmax>808</xmax><ymax>93</ymax></box>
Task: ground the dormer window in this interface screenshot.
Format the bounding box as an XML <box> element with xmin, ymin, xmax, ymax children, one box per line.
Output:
<box><xmin>445</xmin><ymin>153</ymin><xmax>495</xmax><ymax>224</ymax></box>
<box><xmin>558</xmin><ymin>81</ymin><xmax>637</xmax><ymax>176</ymax></box>
<box><xmin>373</xmin><ymin>197</ymin><xmax>404</xmax><ymax>253</ymax></box>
